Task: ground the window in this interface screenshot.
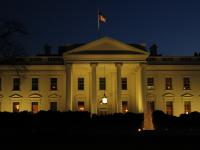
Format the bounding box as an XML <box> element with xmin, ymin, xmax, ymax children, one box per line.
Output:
<box><xmin>99</xmin><ymin>78</ymin><xmax>106</xmax><ymax>90</ymax></box>
<box><xmin>78</xmin><ymin>78</ymin><xmax>84</xmax><ymax>90</ymax></box>
<box><xmin>50</xmin><ymin>102</ymin><xmax>57</xmax><ymax>111</ymax></box>
<box><xmin>32</xmin><ymin>102</ymin><xmax>39</xmax><ymax>113</ymax></box>
<box><xmin>165</xmin><ymin>78</ymin><xmax>172</xmax><ymax>90</ymax></box>
<box><xmin>13</xmin><ymin>78</ymin><xmax>20</xmax><ymax>91</ymax></box>
<box><xmin>122</xmin><ymin>101</ymin><xmax>128</xmax><ymax>113</ymax></box>
<box><xmin>32</xmin><ymin>78</ymin><xmax>38</xmax><ymax>91</ymax></box>
<box><xmin>121</xmin><ymin>78</ymin><xmax>127</xmax><ymax>90</ymax></box>
<box><xmin>166</xmin><ymin>101</ymin><xmax>173</xmax><ymax>115</ymax></box>
<box><xmin>184</xmin><ymin>101</ymin><xmax>191</xmax><ymax>114</ymax></box>
<box><xmin>183</xmin><ymin>77</ymin><xmax>190</xmax><ymax>90</ymax></box>
<box><xmin>51</xmin><ymin>78</ymin><xmax>57</xmax><ymax>90</ymax></box>
<box><xmin>147</xmin><ymin>78</ymin><xmax>154</xmax><ymax>89</ymax></box>
<box><xmin>0</xmin><ymin>78</ymin><xmax>1</xmax><ymax>91</ymax></box>
<box><xmin>13</xmin><ymin>102</ymin><xmax>20</xmax><ymax>112</ymax></box>
<box><xmin>78</xmin><ymin>101</ymin><xmax>85</xmax><ymax>111</ymax></box>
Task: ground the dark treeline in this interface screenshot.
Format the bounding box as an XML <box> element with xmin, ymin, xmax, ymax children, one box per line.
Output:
<box><xmin>153</xmin><ymin>110</ymin><xmax>200</xmax><ymax>131</ymax></box>
<box><xmin>0</xmin><ymin>111</ymin><xmax>143</xmax><ymax>136</ymax></box>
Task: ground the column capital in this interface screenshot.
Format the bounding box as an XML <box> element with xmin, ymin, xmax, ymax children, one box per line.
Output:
<box><xmin>65</xmin><ymin>63</ymin><xmax>72</xmax><ymax>70</ymax></box>
<box><xmin>115</xmin><ymin>62</ymin><xmax>123</xmax><ymax>67</ymax></box>
<box><xmin>90</xmin><ymin>63</ymin><xmax>98</xmax><ymax>67</ymax></box>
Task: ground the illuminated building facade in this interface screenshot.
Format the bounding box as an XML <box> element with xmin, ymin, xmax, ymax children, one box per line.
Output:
<box><xmin>0</xmin><ymin>37</ymin><xmax>199</xmax><ymax>116</ymax></box>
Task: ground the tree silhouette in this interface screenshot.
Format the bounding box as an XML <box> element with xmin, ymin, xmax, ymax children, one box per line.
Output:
<box><xmin>0</xmin><ymin>20</ymin><xmax>28</xmax><ymax>77</ymax></box>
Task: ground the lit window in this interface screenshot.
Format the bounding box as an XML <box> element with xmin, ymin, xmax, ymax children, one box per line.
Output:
<box><xmin>122</xmin><ymin>101</ymin><xmax>128</xmax><ymax>113</ymax></box>
<box><xmin>183</xmin><ymin>77</ymin><xmax>190</xmax><ymax>90</ymax></box>
<box><xmin>121</xmin><ymin>78</ymin><xmax>127</xmax><ymax>90</ymax></box>
<box><xmin>99</xmin><ymin>78</ymin><xmax>106</xmax><ymax>90</ymax></box>
<box><xmin>51</xmin><ymin>78</ymin><xmax>57</xmax><ymax>90</ymax></box>
<box><xmin>32</xmin><ymin>102</ymin><xmax>39</xmax><ymax>113</ymax></box>
<box><xmin>78</xmin><ymin>101</ymin><xmax>85</xmax><ymax>111</ymax></box>
<box><xmin>32</xmin><ymin>78</ymin><xmax>39</xmax><ymax>91</ymax></box>
<box><xmin>78</xmin><ymin>78</ymin><xmax>84</xmax><ymax>90</ymax></box>
<box><xmin>166</xmin><ymin>101</ymin><xmax>173</xmax><ymax>115</ymax></box>
<box><xmin>184</xmin><ymin>101</ymin><xmax>191</xmax><ymax>114</ymax></box>
<box><xmin>50</xmin><ymin>102</ymin><xmax>57</xmax><ymax>111</ymax></box>
<box><xmin>13</xmin><ymin>78</ymin><xmax>20</xmax><ymax>91</ymax></box>
<box><xmin>13</xmin><ymin>102</ymin><xmax>20</xmax><ymax>112</ymax></box>
<box><xmin>147</xmin><ymin>78</ymin><xmax>154</xmax><ymax>89</ymax></box>
<box><xmin>165</xmin><ymin>78</ymin><xmax>172</xmax><ymax>90</ymax></box>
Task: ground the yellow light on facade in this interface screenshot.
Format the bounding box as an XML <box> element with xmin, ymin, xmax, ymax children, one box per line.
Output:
<box><xmin>186</xmin><ymin>111</ymin><xmax>189</xmax><ymax>114</ymax></box>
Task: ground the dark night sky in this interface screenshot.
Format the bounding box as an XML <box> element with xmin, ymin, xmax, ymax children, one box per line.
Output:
<box><xmin>1</xmin><ymin>0</ymin><xmax>200</xmax><ymax>56</ymax></box>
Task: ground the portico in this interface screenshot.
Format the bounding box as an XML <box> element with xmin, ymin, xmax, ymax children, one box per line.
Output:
<box><xmin>63</xmin><ymin>37</ymin><xmax>149</xmax><ymax>114</ymax></box>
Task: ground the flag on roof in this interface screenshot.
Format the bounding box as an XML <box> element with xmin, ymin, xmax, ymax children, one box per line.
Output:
<box><xmin>98</xmin><ymin>12</ymin><xmax>106</xmax><ymax>23</ymax></box>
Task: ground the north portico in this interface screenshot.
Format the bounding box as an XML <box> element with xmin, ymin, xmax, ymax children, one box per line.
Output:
<box><xmin>63</xmin><ymin>37</ymin><xmax>149</xmax><ymax>114</ymax></box>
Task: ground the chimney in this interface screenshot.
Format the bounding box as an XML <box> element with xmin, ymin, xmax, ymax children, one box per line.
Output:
<box><xmin>44</xmin><ymin>44</ymin><xmax>51</xmax><ymax>55</ymax></box>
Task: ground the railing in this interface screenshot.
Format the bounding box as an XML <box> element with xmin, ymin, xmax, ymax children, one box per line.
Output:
<box><xmin>0</xmin><ymin>56</ymin><xmax>64</xmax><ymax>65</ymax></box>
<box><xmin>147</xmin><ymin>56</ymin><xmax>200</xmax><ymax>65</ymax></box>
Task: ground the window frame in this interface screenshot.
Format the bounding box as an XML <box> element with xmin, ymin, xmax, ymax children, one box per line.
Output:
<box><xmin>32</xmin><ymin>78</ymin><xmax>39</xmax><ymax>91</ymax></box>
<box><xmin>99</xmin><ymin>77</ymin><xmax>106</xmax><ymax>90</ymax></box>
<box><xmin>50</xmin><ymin>78</ymin><xmax>57</xmax><ymax>91</ymax></box>
<box><xmin>78</xmin><ymin>78</ymin><xmax>84</xmax><ymax>91</ymax></box>
<box><xmin>121</xmin><ymin>77</ymin><xmax>127</xmax><ymax>90</ymax></box>
<box><xmin>13</xmin><ymin>78</ymin><xmax>20</xmax><ymax>91</ymax></box>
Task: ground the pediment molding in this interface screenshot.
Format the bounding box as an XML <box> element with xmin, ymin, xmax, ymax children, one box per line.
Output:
<box><xmin>48</xmin><ymin>93</ymin><xmax>61</xmax><ymax>98</ymax></box>
<box><xmin>63</xmin><ymin>37</ymin><xmax>149</xmax><ymax>57</ymax></box>
<box><xmin>162</xmin><ymin>93</ymin><xmax>175</xmax><ymax>97</ymax></box>
<box><xmin>28</xmin><ymin>93</ymin><xmax>42</xmax><ymax>98</ymax></box>
<box><xmin>146</xmin><ymin>93</ymin><xmax>156</xmax><ymax>100</ymax></box>
<box><xmin>181</xmin><ymin>93</ymin><xmax>193</xmax><ymax>97</ymax></box>
<box><xmin>9</xmin><ymin>94</ymin><xmax>23</xmax><ymax>98</ymax></box>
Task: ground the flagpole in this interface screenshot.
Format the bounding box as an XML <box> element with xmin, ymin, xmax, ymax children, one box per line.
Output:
<box><xmin>98</xmin><ymin>10</ymin><xmax>100</xmax><ymax>31</ymax></box>
<box><xmin>97</xmin><ymin>10</ymin><xmax>100</xmax><ymax>38</ymax></box>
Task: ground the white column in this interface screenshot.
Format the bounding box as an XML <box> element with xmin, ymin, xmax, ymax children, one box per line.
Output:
<box><xmin>66</xmin><ymin>63</ymin><xmax>72</xmax><ymax>111</ymax></box>
<box><xmin>90</xmin><ymin>63</ymin><xmax>97</xmax><ymax>114</ymax></box>
<box><xmin>115</xmin><ymin>63</ymin><xmax>122</xmax><ymax>113</ymax></box>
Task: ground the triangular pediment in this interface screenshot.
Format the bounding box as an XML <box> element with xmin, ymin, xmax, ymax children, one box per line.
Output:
<box><xmin>9</xmin><ymin>94</ymin><xmax>23</xmax><ymax>98</ymax></box>
<box><xmin>181</xmin><ymin>93</ymin><xmax>193</xmax><ymax>97</ymax></box>
<box><xmin>64</xmin><ymin>37</ymin><xmax>148</xmax><ymax>55</ymax></box>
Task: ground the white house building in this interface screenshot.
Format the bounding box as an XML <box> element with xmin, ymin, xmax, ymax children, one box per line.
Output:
<box><xmin>0</xmin><ymin>37</ymin><xmax>199</xmax><ymax>116</ymax></box>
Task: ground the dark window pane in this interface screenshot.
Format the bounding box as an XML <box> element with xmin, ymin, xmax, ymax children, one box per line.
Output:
<box><xmin>183</xmin><ymin>77</ymin><xmax>190</xmax><ymax>90</ymax></box>
<box><xmin>99</xmin><ymin>78</ymin><xmax>106</xmax><ymax>90</ymax></box>
<box><xmin>51</xmin><ymin>78</ymin><xmax>57</xmax><ymax>90</ymax></box>
<box><xmin>147</xmin><ymin>78</ymin><xmax>154</xmax><ymax>89</ymax></box>
<box><xmin>121</xmin><ymin>78</ymin><xmax>127</xmax><ymax>90</ymax></box>
<box><xmin>50</xmin><ymin>102</ymin><xmax>57</xmax><ymax>111</ymax></box>
<box><xmin>32</xmin><ymin>78</ymin><xmax>38</xmax><ymax>91</ymax></box>
<box><xmin>13</xmin><ymin>78</ymin><xmax>20</xmax><ymax>91</ymax></box>
<box><xmin>78</xmin><ymin>78</ymin><xmax>84</xmax><ymax>90</ymax></box>
<box><xmin>165</xmin><ymin>78</ymin><xmax>172</xmax><ymax>90</ymax></box>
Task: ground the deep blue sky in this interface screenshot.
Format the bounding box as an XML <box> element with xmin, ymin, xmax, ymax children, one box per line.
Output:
<box><xmin>1</xmin><ymin>0</ymin><xmax>200</xmax><ymax>56</ymax></box>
